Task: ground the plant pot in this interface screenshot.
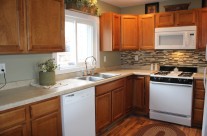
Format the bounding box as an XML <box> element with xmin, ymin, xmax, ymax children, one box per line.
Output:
<box><xmin>39</xmin><ymin>71</ymin><xmax>56</xmax><ymax>86</ymax></box>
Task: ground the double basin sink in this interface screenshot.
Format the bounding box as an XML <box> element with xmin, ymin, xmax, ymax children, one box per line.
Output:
<box><xmin>76</xmin><ymin>73</ymin><xmax>120</xmax><ymax>82</ymax></box>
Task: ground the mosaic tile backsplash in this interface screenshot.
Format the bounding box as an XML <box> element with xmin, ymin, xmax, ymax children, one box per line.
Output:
<box><xmin>121</xmin><ymin>50</ymin><xmax>207</xmax><ymax>67</ymax></box>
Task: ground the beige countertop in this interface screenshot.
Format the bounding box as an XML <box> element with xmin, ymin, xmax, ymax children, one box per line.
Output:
<box><xmin>0</xmin><ymin>69</ymin><xmax>204</xmax><ymax>112</ymax></box>
<box><xmin>0</xmin><ymin>69</ymin><xmax>154</xmax><ymax>111</ymax></box>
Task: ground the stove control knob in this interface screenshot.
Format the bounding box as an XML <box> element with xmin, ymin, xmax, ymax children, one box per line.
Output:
<box><xmin>168</xmin><ymin>78</ymin><xmax>171</xmax><ymax>82</ymax></box>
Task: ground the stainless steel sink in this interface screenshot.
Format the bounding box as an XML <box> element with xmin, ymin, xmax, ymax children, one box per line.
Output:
<box><xmin>76</xmin><ymin>76</ymin><xmax>104</xmax><ymax>81</ymax></box>
<box><xmin>75</xmin><ymin>73</ymin><xmax>120</xmax><ymax>82</ymax></box>
<box><xmin>93</xmin><ymin>73</ymin><xmax>120</xmax><ymax>78</ymax></box>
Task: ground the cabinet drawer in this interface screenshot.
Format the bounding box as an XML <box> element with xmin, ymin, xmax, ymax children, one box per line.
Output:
<box><xmin>195</xmin><ymin>80</ymin><xmax>204</xmax><ymax>90</ymax></box>
<box><xmin>0</xmin><ymin>108</ymin><xmax>26</xmax><ymax>130</ymax></box>
<box><xmin>195</xmin><ymin>89</ymin><xmax>205</xmax><ymax>99</ymax></box>
<box><xmin>30</xmin><ymin>97</ymin><xmax>60</xmax><ymax>119</ymax></box>
<box><xmin>96</xmin><ymin>79</ymin><xmax>125</xmax><ymax>96</ymax></box>
<box><xmin>194</xmin><ymin>99</ymin><xmax>204</xmax><ymax>109</ymax></box>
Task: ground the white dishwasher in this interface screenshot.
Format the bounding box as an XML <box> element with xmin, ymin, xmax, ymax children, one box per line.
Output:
<box><xmin>61</xmin><ymin>87</ymin><xmax>95</xmax><ymax>136</ymax></box>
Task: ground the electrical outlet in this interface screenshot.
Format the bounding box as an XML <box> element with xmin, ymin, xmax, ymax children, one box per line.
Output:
<box><xmin>0</xmin><ymin>63</ymin><xmax>6</xmax><ymax>74</ymax></box>
<box><xmin>135</xmin><ymin>55</ymin><xmax>139</xmax><ymax>61</ymax></box>
<box><xmin>104</xmin><ymin>56</ymin><xmax>106</xmax><ymax>62</ymax></box>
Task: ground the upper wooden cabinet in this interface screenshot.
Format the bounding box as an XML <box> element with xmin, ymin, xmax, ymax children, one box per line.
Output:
<box><xmin>27</xmin><ymin>0</ymin><xmax>65</xmax><ymax>53</ymax></box>
<box><xmin>175</xmin><ymin>10</ymin><xmax>197</xmax><ymax>26</ymax></box>
<box><xmin>121</xmin><ymin>15</ymin><xmax>139</xmax><ymax>50</ymax></box>
<box><xmin>100</xmin><ymin>13</ymin><xmax>121</xmax><ymax>51</ymax></box>
<box><xmin>0</xmin><ymin>0</ymin><xmax>65</xmax><ymax>54</ymax></box>
<box><xmin>156</xmin><ymin>10</ymin><xmax>197</xmax><ymax>27</ymax></box>
<box><xmin>198</xmin><ymin>8</ymin><xmax>207</xmax><ymax>50</ymax></box>
<box><xmin>156</xmin><ymin>12</ymin><xmax>174</xmax><ymax>27</ymax></box>
<box><xmin>139</xmin><ymin>14</ymin><xmax>155</xmax><ymax>50</ymax></box>
<box><xmin>0</xmin><ymin>0</ymin><xmax>26</xmax><ymax>54</ymax></box>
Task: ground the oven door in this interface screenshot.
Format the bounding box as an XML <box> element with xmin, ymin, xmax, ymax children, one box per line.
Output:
<box><xmin>150</xmin><ymin>81</ymin><xmax>193</xmax><ymax>116</ymax></box>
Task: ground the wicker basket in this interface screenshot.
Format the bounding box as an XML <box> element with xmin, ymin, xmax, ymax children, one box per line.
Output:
<box><xmin>164</xmin><ymin>3</ymin><xmax>190</xmax><ymax>12</ymax></box>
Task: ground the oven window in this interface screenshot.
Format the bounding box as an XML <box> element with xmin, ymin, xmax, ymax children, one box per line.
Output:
<box><xmin>159</xmin><ymin>34</ymin><xmax>184</xmax><ymax>46</ymax></box>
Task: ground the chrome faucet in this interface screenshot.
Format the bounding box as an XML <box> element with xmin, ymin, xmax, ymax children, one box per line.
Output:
<box><xmin>84</xmin><ymin>56</ymin><xmax>96</xmax><ymax>76</ymax></box>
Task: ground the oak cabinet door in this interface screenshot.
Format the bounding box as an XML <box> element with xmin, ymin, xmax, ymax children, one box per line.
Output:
<box><xmin>26</xmin><ymin>0</ymin><xmax>65</xmax><ymax>53</ymax></box>
<box><xmin>121</xmin><ymin>15</ymin><xmax>138</xmax><ymax>50</ymax></box>
<box><xmin>125</xmin><ymin>76</ymin><xmax>134</xmax><ymax>113</ymax></box>
<box><xmin>139</xmin><ymin>14</ymin><xmax>155</xmax><ymax>50</ymax></box>
<box><xmin>0</xmin><ymin>125</ymin><xmax>27</xmax><ymax>136</ymax></box>
<box><xmin>112</xmin><ymin>87</ymin><xmax>125</xmax><ymax>121</ymax></box>
<box><xmin>133</xmin><ymin>77</ymin><xmax>145</xmax><ymax>110</ymax></box>
<box><xmin>175</xmin><ymin>10</ymin><xmax>197</xmax><ymax>26</ymax></box>
<box><xmin>0</xmin><ymin>0</ymin><xmax>26</xmax><ymax>54</ymax></box>
<box><xmin>96</xmin><ymin>92</ymin><xmax>112</xmax><ymax>131</ymax></box>
<box><xmin>112</xmin><ymin>14</ymin><xmax>121</xmax><ymax>51</ymax></box>
<box><xmin>198</xmin><ymin>8</ymin><xmax>207</xmax><ymax>50</ymax></box>
<box><xmin>156</xmin><ymin>12</ymin><xmax>174</xmax><ymax>27</ymax></box>
<box><xmin>32</xmin><ymin>112</ymin><xmax>62</xmax><ymax>136</ymax></box>
<box><xmin>100</xmin><ymin>13</ymin><xmax>120</xmax><ymax>51</ymax></box>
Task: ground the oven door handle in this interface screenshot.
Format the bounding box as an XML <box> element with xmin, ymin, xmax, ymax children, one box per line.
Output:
<box><xmin>150</xmin><ymin>81</ymin><xmax>192</xmax><ymax>87</ymax></box>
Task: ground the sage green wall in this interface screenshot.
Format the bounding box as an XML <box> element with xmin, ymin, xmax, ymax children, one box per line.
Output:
<box><xmin>0</xmin><ymin>54</ymin><xmax>52</xmax><ymax>82</ymax></box>
<box><xmin>97</xmin><ymin>1</ymin><xmax>121</xmax><ymax>68</ymax></box>
<box><xmin>121</xmin><ymin>0</ymin><xmax>202</xmax><ymax>14</ymax></box>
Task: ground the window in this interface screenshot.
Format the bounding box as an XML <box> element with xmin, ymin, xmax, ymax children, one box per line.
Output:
<box><xmin>54</xmin><ymin>10</ymin><xmax>100</xmax><ymax>74</ymax></box>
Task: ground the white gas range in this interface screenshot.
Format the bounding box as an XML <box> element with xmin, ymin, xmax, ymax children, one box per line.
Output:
<box><xmin>149</xmin><ymin>66</ymin><xmax>197</xmax><ymax>126</ymax></box>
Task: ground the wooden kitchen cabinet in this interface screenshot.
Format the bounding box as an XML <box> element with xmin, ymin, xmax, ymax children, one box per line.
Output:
<box><xmin>175</xmin><ymin>10</ymin><xmax>197</xmax><ymax>26</ymax></box>
<box><xmin>32</xmin><ymin>112</ymin><xmax>61</xmax><ymax>136</ymax></box>
<box><xmin>0</xmin><ymin>0</ymin><xmax>65</xmax><ymax>54</ymax></box>
<box><xmin>133</xmin><ymin>76</ymin><xmax>150</xmax><ymax>115</ymax></box>
<box><xmin>156</xmin><ymin>9</ymin><xmax>197</xmax><ymax>27</ymax></box>
<box><xmin>198</xmin><ymin>8</ymin><xmax>207</xmax><ymax>50</ymax></box>
<box><xmin>96</xmin><ymin>92</ymin><xmax>112</xmax><ymax>131</ymax></box>
<box><xmin>0</xmin><ymin>0</ymin><xmax>26</xmax><ymax>54</ymax></box>
<box><xmin>125</xmin><ymin>76</ymin><xmax>134</xmax><ymax>113</ymax></box>
<box><xmin>121</xmin><ymin>15</ymin><xmax>139</xmax><ymax>50</ymax></box>
<box><xmin>0</xmin><ymin>97</ymin><xmax>62</xmax><ymax>136</ymax></box>
<box><xmin>0</xmin><ymin>107</ymin><xmax>28</xmax><ymax>136</ymax></box>
<box><xmin>112</xmin><ymin>87</ymin><xmax>125</xmax><ymax>121</ymax></box>
<box><xmin>156</xmin><ymin>12</ymin><xmax>174</xmax><ymax>27</ymax></box>
<box><xmin>95</xmin><ymin>78</ymin><xmax>125</xmax><ymax>132</ymax></box>
<box><xmin>26</xmin><ymin>0</ymin><xmax>65</xmax><ymax>53</ymax></box>
<box><xmin>193</xmin><ymin>79</ymin><xmax>205</xmax><ymax>127</ymax></box>
<box><xmin>139</xmin><ymin>14</ymin><xmax>155</xmax><ymax>50</ymax></box>
<box><xmin>100</xmin><ymin>12</ymin><xmax>121</xmax><ymax>51</ymax></box>
<box><xmin>30</xmin><ymin>97</ymin><xmax>62</xmax><ymax>136</ymax></box>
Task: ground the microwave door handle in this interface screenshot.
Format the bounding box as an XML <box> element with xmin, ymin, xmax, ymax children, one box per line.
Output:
<box><xmin>184</xmin><ymin>33</ymin><xmax>188</xmax><ymax>48</ymax></box>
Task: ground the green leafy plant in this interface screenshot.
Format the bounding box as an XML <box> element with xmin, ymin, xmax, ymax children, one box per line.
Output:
<box><xmin>38</xmin><ymin>59</ymin><xmax>57</xmax><ymax>72</ymax></box>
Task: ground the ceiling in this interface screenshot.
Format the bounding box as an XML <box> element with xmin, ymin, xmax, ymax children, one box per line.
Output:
<box><xmin>100</xmin><ymin>0</ymin><xmax>168</xmax><ymax>7</ymax></box>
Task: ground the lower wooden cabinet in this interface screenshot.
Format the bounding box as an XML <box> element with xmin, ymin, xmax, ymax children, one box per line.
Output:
<box><xmin>133</xmin><ymin>76</ymin><xmax>150</xmax><ymax>116</ymax></box>
<box><xmin>125</xmin><ymin>76</ymin><xmax>134</xmax><ymax>113</ymax></box>
<box><xmin>95</xmin><ymin>78</ymin><xmax>125</xmax><ymax>132</ymax></box>
<box><xmin>32</xmin><ymin>112</ymin><xmax>62</xmax><ymax>136</ymax></box>
<box><xmin>112</xmin><ymin>87</ymin><xmax>125</xmax><ymax>121</ymax></box>
<box><xmin>0</xmin><ymin>97</ymin><xmax>62</xmax><ymax>136</ymax></box>
<box><xmin>193</xmin><ymin>79</ymin><xmax>205</xmax><ymax>127</ymax></box>
<box><xmin>0</xmin><ymin>125</ymin><xmax>27</xmax><ymax>136</ymax></box>
<box><xmin>96</xmin><ymin>92</ymin><xmax>112</xmax><ymax>131</ymax></box>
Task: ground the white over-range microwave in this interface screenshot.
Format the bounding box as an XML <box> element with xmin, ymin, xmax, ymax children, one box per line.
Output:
<box><xmin>155</xmin><ymin>26</ymin><xmax>197</xmax><ymax>49</ymax></box>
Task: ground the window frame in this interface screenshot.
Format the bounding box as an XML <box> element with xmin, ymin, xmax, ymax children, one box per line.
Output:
<box><xmin>53</xmin><ymin>10</ymin><xmax>100</xmax><ymax>75</ymax></box>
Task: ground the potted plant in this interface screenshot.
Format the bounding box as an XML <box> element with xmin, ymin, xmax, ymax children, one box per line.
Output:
<box><xmin>65</xmin><ymin>0</ymin><xmax>77</xmax><ymax>9</ymax></box>
<box><xmin>38</xmin><ymin>59</ymin><xmax>57</xmax><ymax>86</ymax></box>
